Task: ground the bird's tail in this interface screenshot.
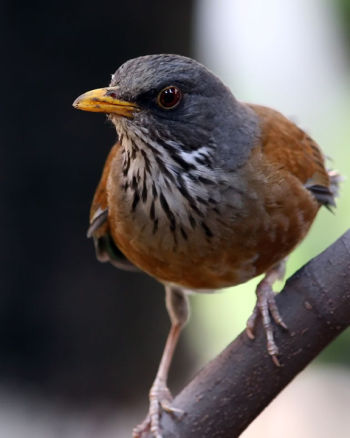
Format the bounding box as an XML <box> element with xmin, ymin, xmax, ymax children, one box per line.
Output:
<box><xmin>323</xmin><ymin>169</ymin><xmax>343</xmax><ymax>212</ymax></box>
<box><xmin>328</xmin><ymin>169</ymin><xmax>342</xmax><ymax>200</ymax></box>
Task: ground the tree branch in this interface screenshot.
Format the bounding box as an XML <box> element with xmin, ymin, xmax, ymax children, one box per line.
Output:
<box><xmin>145</xmin><ymin>229</ymin><xmax>350</xmax><ymax>438</ymax></box>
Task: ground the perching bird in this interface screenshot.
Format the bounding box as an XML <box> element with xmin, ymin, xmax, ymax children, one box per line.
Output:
<box><xmin>73</xmin><ymin>54</ymin><xmax>339</xmax><ymax>438</ymax></box>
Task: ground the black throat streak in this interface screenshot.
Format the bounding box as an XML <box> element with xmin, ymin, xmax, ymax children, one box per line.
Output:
<box><xmin>123</xmin><ymin>131</ymin><xmax>213</xmax><ymax>249</ymax></box>
<box><xmin>159</xmin><ymin>192</ymin><xmax>176</xmax><ymax>232</ymax></box>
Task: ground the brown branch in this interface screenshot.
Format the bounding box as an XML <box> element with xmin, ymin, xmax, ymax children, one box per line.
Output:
<box><xmin>145</xmin><ymin>229</ymin><xmax>350</xmax><ymax>438</ymax></box>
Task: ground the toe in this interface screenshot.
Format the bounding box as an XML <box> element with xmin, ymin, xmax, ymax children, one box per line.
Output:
<box><xmin>267</xmin><ymin>290</ymin><xmax>288</xmax><ymax>330</ymax></box>
<box><xmin>133</xmin><ymin>417</ymin><xmax>151</xmax><ymax>438</ymax></box>
<box><xmin>161</xmin><ymin>401</ymin><xmax>184</xmax><ymax>417</ymax></box>
<box><xmin>134</xmin><ymin>382</ymin><xmax>182</xmax><ymax>438</ymax></box>
<box><xmin>246</xmin><ymin>305</ymin><xmax>259</xmax><ymax>339</ymax></box>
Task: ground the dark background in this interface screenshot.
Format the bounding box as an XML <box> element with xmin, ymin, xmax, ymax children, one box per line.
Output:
<box><xmin>1</xmin><ymin>0</ymin><xmax>194</xmax><ymax>407</ymax></box>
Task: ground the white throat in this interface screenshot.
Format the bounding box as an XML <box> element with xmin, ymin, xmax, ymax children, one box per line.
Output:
<box><xmin>113</xmin><ymin>120</ymin><xmax>221</xmax><ymax>244</ymax></box>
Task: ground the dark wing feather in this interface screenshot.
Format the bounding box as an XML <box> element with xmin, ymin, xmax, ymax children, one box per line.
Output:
<box><xmin>305</xmin><ymin>184</ymin><xmax>335</xmax><ymax>209</ymax></box>
<box><xmin>87</xmin><ymin>208</ymin><xmax>108</xmax><ymax>238</ymax></box>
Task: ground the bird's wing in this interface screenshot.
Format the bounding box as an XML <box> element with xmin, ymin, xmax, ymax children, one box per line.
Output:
<box><xmin>89</xmin><ymin>143</ymin><xmax>119</xmax><ymax>230</ymax></box>
<box><xmin>88</xmin><ymin>142</ymin><xmax>139</xmax><ymax>271</ymax></box>
<box><xmin>249</xmin><ymin>104</ymin><xmax>336</xmax><ymax>208</ymax></box>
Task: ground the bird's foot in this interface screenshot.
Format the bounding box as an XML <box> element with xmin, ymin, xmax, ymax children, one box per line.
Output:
<box><xmin>133</xmin><ymin>380</ymin><xmax>184</xmax><ymax>438</ymax></box>
<box><xmin>246</xmin><ymin>272</ymin><xmax>288</xmax><ymax>367</ymax></box>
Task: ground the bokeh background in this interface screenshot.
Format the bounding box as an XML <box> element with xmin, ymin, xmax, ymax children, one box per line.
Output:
<box><xmin>1</xmin><ymin>0</ymin><xmax>350</xmax><ymax>437</ymax></box>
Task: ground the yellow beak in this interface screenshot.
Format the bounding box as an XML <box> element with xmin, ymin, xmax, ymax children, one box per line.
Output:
<box><xmin>73</xmin><ymin>87</ymin><xmax>139</xmax><ymax>118</ymax></box>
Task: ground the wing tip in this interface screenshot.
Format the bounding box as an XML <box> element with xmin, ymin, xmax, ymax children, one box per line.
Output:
<box><xmin>307</xmin><ymin>169</ymin><xmax>342</xmax><ymax>210</ymax></box>
<box><xmin>87</xmin><ymin>207</ymin><xmax>109</xmax><ymax>238</ymax></box>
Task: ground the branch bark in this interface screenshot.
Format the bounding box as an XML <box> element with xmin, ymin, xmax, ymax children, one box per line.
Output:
<box><xmin>145</xmin><ymin>229</ymin><xmax>350</xmax><ymax>438</ymax></box>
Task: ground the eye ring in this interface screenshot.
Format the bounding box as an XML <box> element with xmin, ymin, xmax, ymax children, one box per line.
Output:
<box><xmin>157</xmin><ymin>86</ymin><xmax>182</xmax><ymax>110</ymax></box>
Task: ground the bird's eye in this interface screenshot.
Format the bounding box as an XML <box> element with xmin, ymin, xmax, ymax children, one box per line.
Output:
<box><xmin>157</xmin><ymin>86</ymin><xmax>182</xmax><ymax>109</ymax></box>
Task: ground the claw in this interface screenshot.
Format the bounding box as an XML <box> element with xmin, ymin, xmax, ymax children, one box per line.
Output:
<box><xmin>246</xmin><ymin>305</ymin><xmax>259</xmax><ymax>339</ymax></box>
<box><xmin>272</xmin><ymin>354</ymin><xmax>281</xmax><ymax>367</ymax></box>
<box><xmin>246</xmin><ymin>261</ymin><xmax>288</xmax><ymax>366</ymax></box>
<box><xmin>133</xmin><ymin>380</ymin><xmax>183</xmax><ymax>438</ymax></box>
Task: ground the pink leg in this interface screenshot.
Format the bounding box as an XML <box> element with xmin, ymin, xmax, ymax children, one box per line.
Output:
<box><xmin>133</xmin><ymin>286</ymin><xmax>188</xmax><ymax>438</ymax></box>
<box><xmin>246</xmin><ymin>260</ymin><xmax>288</xmax><ymax>366</ymax></box>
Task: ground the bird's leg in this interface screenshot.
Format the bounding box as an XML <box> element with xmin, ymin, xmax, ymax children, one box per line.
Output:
<box><xmin>246</xmin><ymin>259</ymin><xmax>288</xmax><ymax>366</ymax></box>
<box><xmin>133</xmin><ymin>286</ymin><xmax>189</xmax><ymax>438</ymax></box>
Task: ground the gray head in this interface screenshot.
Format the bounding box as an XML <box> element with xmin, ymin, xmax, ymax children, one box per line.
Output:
<box><xmin>110</xmin><ymin>54</ymin><xmax>240</xmax><ymax>153</ymax></box>
<box><xmin>73</xmin><ymin>54</ymin><xmax>259</xmax><ymax>169</ymax></box>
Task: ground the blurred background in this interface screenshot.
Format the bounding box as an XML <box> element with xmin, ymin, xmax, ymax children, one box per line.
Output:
<box><xmin>1</xmin><ymin>0</ymin><xmax>350</xmax><ymax>437</ymax></box>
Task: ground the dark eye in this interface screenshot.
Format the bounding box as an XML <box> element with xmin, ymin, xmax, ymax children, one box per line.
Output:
<box><xmin>157</xmin><ymin>86</ymin><xmax>182</xmax><ymax>109</ymax></box>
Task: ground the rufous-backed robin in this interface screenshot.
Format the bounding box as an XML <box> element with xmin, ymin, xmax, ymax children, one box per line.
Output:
<box><xmin>73</xmin><ymin>54</ymin><xmax>339</xmax><ymax>438</ymax></box>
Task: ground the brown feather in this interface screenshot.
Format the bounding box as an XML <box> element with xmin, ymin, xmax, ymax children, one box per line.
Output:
<box><xmin>249</xmin><ymin>104</ymin><xmax>330</xmax><ymax>191</ymax></box>
<box><xmin>89</xmin><ymin>142</ymin><xmax>120</xmax><ymax>237</ymax></box>
<box><xmin>88</xmin><ymin>108</ymin><xmax>337</xmax><ymax>289</ymax></box>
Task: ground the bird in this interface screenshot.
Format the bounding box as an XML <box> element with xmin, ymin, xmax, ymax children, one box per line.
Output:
<box><xmin>73</xmin><ymin>54</ymin><xmax>339</xmax><ymax>438</ymax></box>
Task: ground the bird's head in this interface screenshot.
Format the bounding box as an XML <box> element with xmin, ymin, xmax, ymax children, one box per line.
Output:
<box><xmin>73</xmin><ymin>54</ymin><xmax>259</xmax><ymax>171</ymax></box>
<box><xmin>74</xmin><ymin>55</ymin><xmax>238</xmax><ymax>149</ymax></box>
